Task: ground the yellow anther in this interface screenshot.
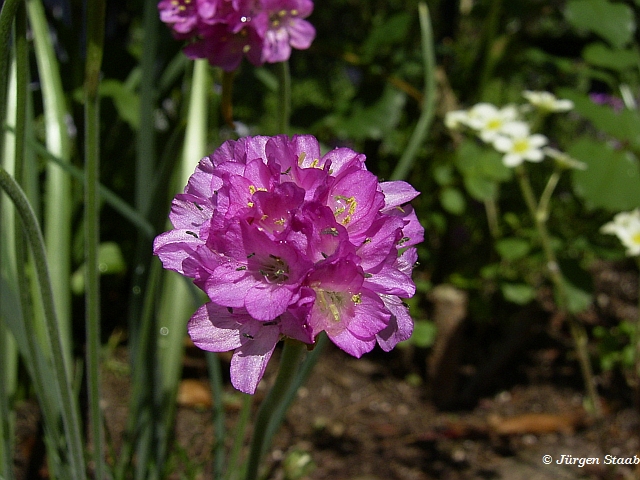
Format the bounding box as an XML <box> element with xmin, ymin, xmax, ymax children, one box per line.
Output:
<box><xmin>351</xmin><ymin>294</ymin><xmax>361</xmax><ymax>304</ymax></box>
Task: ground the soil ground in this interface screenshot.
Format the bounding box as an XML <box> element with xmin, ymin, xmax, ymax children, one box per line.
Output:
<box><xmin>12</xmin><ymin>260</ymin><xmax>640</xmax><ymax>480</ymax></box>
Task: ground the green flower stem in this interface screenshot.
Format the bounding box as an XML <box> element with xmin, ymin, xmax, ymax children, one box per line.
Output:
<box><xmin>244</xmin><ymin>340</ymin><xmax>307</xmax><ymax>480</ymax></box>
<box><xmin>515</xmin><ymin>165</ymin><xmax>602</xmax><ymax>418</ymax></box>
<box><xmin>115</xmin><ymin>260</ymin><xmax>161</xmax><ymax>480</ymax></box>
<box><xmin>206</xmin><ymin>352</ymin><xmax>227</xmax><ymax>479</ymax></box>
<box><xmin>484</xmin><ymin>198</ymin><xmax>501</xmax><ymax>239</ymax></box>
<box><xmin>84</xmin><ymin>0</ymin><xmax>106</xmax><ymax>478</ymax></box>
<box><xmin>391</xmin><ymin>2</ymin><xmax>435</xmax><ymax>181</ymax></box>
<box><xmin>0</xmin><ymin>167</ymin><xmax>87</xmax><ymax>479</ymax></box>
<box><xmin>263</xmin><ymin>332</ymin><xmax>328</xmax><ymax>448</ymax></box>
<box><xmin>227</xmin><ymin>394</ymin><xmax>253</xmax><ymax>480</ymax></box>
<box><xmin>0</xmin><ymin>322</ymin><xmax>16</xmax><ymax>480</ymax></box>
<box><xmin>277</xmin><ymin>60</ymin><xmax>291</xmax><ymax>135</ymax></box>
<box><xmin>136</xmin><ymin>0</ymin><xmax>158</xmax><ymax>214</ymax></box>
<box><xmin>537</xmin><ymin>169</ymin><xmax>561</xmax><ymax>223</ymax></box>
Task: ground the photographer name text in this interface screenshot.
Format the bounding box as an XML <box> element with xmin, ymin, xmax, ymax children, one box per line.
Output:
<box><xmin>541</xmin><ymin>454</ymin><xmax>639</xmax><ymax>467</ymax></box>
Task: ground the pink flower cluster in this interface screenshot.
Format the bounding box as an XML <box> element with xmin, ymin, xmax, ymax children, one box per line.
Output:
<box><xmin>158</xmin><ymin>0</ymin><xmax>316</xmax><ymax>71</ymax></box>
<box><xmin>154</xmin><ymin>135</ymin><xmax>423</xmax><ymax>393</ymax></box>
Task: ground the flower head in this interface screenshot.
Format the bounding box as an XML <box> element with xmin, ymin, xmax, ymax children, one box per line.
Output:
<box><xmin>601</xmin><ymin>209</ymin><xmax>640</xmax><ymax>257</ymax></box>
<box><xmin>158</xmin><ymin>0</ymin><xmax>316</xmax><ymax>70</ymax></box>
<box><xmin>522</xmin><ymin>90</ymin><xmax>574</xmax><ymax>112</ymax></box>
<box><xmin>154</xmin><ymin>135</ymin><xmax>423</xmax><ymax>393</ymax></box>
<box><xmin>493</xmin><ymin>121</ymin><xmax>548</xmax><ymax>167</ymax></box>
<box><xmin>465</xmin><ymin>103</ymin><xmax>520</xmax><ymax>143</ymax></box>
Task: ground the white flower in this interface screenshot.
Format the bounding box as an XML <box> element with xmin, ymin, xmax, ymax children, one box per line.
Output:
<box><xmin>493</xmin><ymin>121</ymin><xmax>548</xmax><ymax>167</ymax></box>
<box><xmin>466</xmin><ymin>103</ymin><xmax>520</xmax><ymax>142</ymax></box>
<box><xmin>601</xmin><ymin>209</ymin><xmax>640</xmax><ymax>257</ymax></box>
<box><xmin>444</xmin><ymin>109</ymin><xmax>471</xmax><ymax>130</ymax></box>
<box><xmin>522</xmin><ymin>90</ymin><xmax>574</xmax><ymax>112</ymax></box>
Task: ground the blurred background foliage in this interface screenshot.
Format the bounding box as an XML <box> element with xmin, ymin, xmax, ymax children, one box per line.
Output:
<box><xmin>4</xmin><ymin>0</ymin><xmax>640</xmax><ymax>474</ymax></box>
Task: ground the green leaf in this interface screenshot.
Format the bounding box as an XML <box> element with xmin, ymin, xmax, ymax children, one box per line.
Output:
<box><xmin>559</xmin><ymin>89</ymin><xmax>640</xmax><ymax>148</ymax></box>
<box><xmin>462</xmin><ymin>175</ymin><xmax>498</xmax><ymax>201</ymax></box>
<box><xmin>329</xmin><ymin>85</ymin><xmax>406</xmax><ymax>141</ymax></box>
<box><xmin>410</xmin><ymin>320</ymin><xmax>437</xmax><ymax>348</ymax></box>
<box><xmin>361</xmin><ymin>12</ymin><xmax>412</xmax><ymax>63</ymax></box>
<box><xmin>456</xmin><ymin>139</ymin><xmax>511</xmax><ymax>181</ymax></box>
<box><xmin>71</xmin><ymin>242</ymin><xmax>127</xmax><ymax>294</ymax></box>
<box><xmin>569</xmin><ymin>137</ymin><xmax>640</xmax><ymax>211</ymax></box>
<box><xmin>495</xmin><ymin>237</ymin><xmax>531</xmax><ymax>261</ymax></box>
<box><xmin>433</xmin><ymin>164</ymin><xmax>454</xmax><ymax>186</ymax></box>
<box><xmin>582</xmin><ymin>43</ymin><xmax>640</xmax><ymax>71</ymax></box>
<box><xmin>100</xmin><ymin>79</ymin><xmax>140</xmax><ymax>129</ymax></box>
<box><xmin>439</xmin><ymin>187</ymin><xmax>466</xmax><ymax>215</ymax></box>
<box><xmin>565</xmin><ymin>0</ymin><xmax>635</xmax><ymax>49</ymax></box>
<box><xmin>455</xmin><ymin>139</ymin><xmax>511</xmax><ymax>201</ymax></box>
<box><xmin>563</xmin><ymin>279</ymin><xmax>592</xmax><ymax>314</ymax></box>
<box><xmin>501</xmin><ymin>283</ymin><xmax>536</xmax><ymax>305</ymax></box>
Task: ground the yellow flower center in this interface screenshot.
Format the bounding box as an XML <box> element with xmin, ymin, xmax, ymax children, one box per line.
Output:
<box><xmin>512</xmin><ymin>139</ymin><xmax>530</xmax><ymax>154</ymax></box>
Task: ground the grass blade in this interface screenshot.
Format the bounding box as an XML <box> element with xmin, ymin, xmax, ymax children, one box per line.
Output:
<box><xmin>84</xmin><ymin>0</ymin><xmax>108</xmax><ymax>477</ymax></box>
<box><xmin>26</xmin><ymin>0</ymin><xmax>73</xmax><ymax>370</ymax></box>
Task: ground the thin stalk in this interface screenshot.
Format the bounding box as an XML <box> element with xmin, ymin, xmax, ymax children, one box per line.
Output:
<box><xmin>136</xmin><ymin>0</ymin><xmax>158</xmax><ymax>214</ymax></box>
<box><xmin>0</xmin><ymin>0</ymin><xmax>23</xmax><ymax>159</ymax></box>
<box><xmin>483</xmin><ymin>198</ymin><xmax>501</xmax><ymax>239</ymax></box>
<box><xmin>634</xmin><ymin>257</ymin><xmax>640</xmax><ymax>410</ymax></box>
<box><xmin>0</xmin><ymin>167</ymin><xmax>87</xmax><ymax>479</ymax></box>
<box><xmin>476</xmin><ymin>0</ymin><xmax>503</xmax><ymax>96</ymax></box>
<box><xmin>263</xmin><ymin>333</ymin><xmax>328</xmax><ymax>448</ymax></box>
<box><xmin>115</xmin><ymin>260</ymin><xmax>161</xmax><ymax>480</ymax></box>
<box><xmin>27</xmin><ymin>0</ymin><xmax>73</xmax><ymax>371</ymax></box>
<box><xmin>515</xmin><ymin>165</ymin><xmax>601</xmax><ymax>417</ymax></box>
<box><xmin>226</xmin><ymin>394</ymin><xmax>253</xmax><ymax>480</ymax></box>
<box><xmin>0</xmin><ymin>322</ymin><xmax>16</xmax><ymax>480</ymax></box>
<box><xmin>391</xmin><ymin>2</ymin><xmax>436</xmax><ymax>181</ymax></box>
<box><xmin>84</xmin><ymin>0</ymin><xmax>107</xmax><ymax>477</ymax></box>
<box><xmin>221</xmin><ymin>70</ymin><xmax>236</xmax><ymax>128</ymax></box>
<box><xmin>244</xmin><ymin>340</ymin><xmax>307</xmax><ymax>480</ymax></box>
<box><xmin>277</xmin><ymin>60</ymin><xmax>291</xmax><ymax>134</ymax></box>
<box><xmin>127</xmin><ymin>0</ymin><xmax>160</xmax><ymax>370</ymax></box>
<box><xmin>537</xmin><ymin>169</ymin><xmax>561</xmax><ymax>223</ymax></box>
<box><xmin>206</xmin><ymin>352</ymin><xmax>227</xmax><ymax>479</ymax></box>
